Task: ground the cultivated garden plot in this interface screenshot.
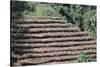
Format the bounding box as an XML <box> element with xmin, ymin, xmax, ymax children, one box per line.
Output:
<box><xmin>10</xmin><ymin>1</ymin><xmax>97</xmax><ymax>66</ymax></box>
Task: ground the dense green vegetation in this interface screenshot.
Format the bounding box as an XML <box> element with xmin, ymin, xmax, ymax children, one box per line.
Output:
<box><xmin>11</xmin><ymin>1</ymin><xmax>96</xmax><ymax>37</ymax></box>
<box><xmin>77</xmin><ymin>52</ymin><xmax>92</xmax><ymax>62</ymax></box>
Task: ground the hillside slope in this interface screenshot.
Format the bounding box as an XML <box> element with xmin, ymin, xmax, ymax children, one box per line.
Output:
<box><xmin>11</xmin><ymin>16</ymin><xmax>96</xmax><ymax>66</ymax></box>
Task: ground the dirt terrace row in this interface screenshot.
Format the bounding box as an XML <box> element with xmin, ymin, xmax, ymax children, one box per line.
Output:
<box><xmin>11</xmin><ymin>16</ymin><xmax>96</xmax><ymax>66</ymax></box>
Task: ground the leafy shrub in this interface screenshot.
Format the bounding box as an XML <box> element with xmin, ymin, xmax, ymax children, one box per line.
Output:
<box><xmin>77</xmin><ymin>52</ymin><xmax>91</xmax><ymax>62</ymax></box>
<box><xmin>82</xmin><ymin>10</ymin><xmax>96</xmax><ymax>37</ymax></box>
